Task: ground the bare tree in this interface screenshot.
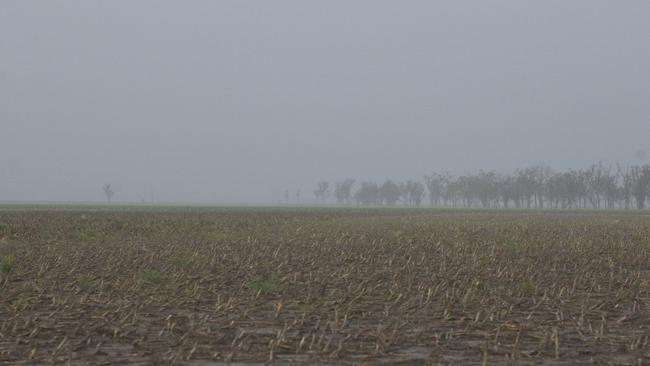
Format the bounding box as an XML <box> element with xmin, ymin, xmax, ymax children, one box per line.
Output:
<box><xmin>404</xmin><ymin>180</ymin><xmax>425</xmax><ymax>207</ymax></box>
<box><xmin>355</xmin><ymin>182</ymin><xmax>380</xmax><ymax>205</ymax></box>
<box><xmin>515</xmin><ymin>167</ymin><xmax>538</xmax><ymax>208</ymax></box>
<box><xmin>102</xmin><ymin>184</ymin><xmax>115</xmax><ymax>203</ymax></box>
<box><xmin>497</xmin><ymin>175</ymin><xmax>517</xmax><ymax>208</ymax></box>
<box><xmin>618</xmin><ymin>165</ymin><xmax>634</xmax><ymax>209</ymax></box>
<box><xmin>631</xmin><ymin>165</ymin><xmax>650</xmax><ymax>209</ymax></box>
<box><xmin>320</xmin><ymin>162</ymin><xmax>650</xmax><ymax>211</ymax></box>
<box><xmin>314</xmin><ymin>181</ymin><xmax>330</xmax><ymax>204</ymax></box>
<box><xmin>334</xmin><ymin>179</ymin><xmax>355</xmax><ymax>205</ymax></box>
<box><xmin>476</xmin><ymin>170</ymin><xmax>498</xmax><ymax>208</ymax></box>
<box><xmin>547</xmin><ymin>171</ymin><xmax>581</xmax><ymax>208</ymax></box>
<box><xmin>425</xmin><ymin>173</ymin><xmax>448</xmax><ymax>207</ymax></box>
<box><xmin>379</xmin><ymin>180</ymin><xmax>401</xmax><ymax>206</ymax></box>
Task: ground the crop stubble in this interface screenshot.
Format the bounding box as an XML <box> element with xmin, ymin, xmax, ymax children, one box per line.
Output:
<box><xmin>1</xmin><ymin>208</ymin><xmax>650</xmax><ymax>365</ymax></box>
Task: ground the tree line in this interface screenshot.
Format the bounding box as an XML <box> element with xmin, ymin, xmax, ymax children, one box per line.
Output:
<box><xmin>312</xmin><ymin>163</ymin><xmax>650</xmax><ymax>210</ymax></box>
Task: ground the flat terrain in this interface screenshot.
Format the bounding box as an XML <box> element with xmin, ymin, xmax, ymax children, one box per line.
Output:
<box><xmin>1</xmin><ymin>207</ymin><xmax>650</xmax><ymax>365</ymax></box>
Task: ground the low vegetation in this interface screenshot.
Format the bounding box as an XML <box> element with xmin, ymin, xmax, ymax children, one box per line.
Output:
<box><xmin>0</xmin><ymin>254</ymin><xmax>14</xmax><ymax>274</ymax></box>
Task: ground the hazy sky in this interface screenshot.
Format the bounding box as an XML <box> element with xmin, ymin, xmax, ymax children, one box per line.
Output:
<box><xmin>2</xmin><ymin>1</ymin><xmax>650</xmax><ymax>203</ymax></box>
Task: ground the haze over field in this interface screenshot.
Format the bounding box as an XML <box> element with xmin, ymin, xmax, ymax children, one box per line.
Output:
<box><xmin>2</xmin><ymin>1</ymin><xmax>650</xmax><ymax>203</ymax></box>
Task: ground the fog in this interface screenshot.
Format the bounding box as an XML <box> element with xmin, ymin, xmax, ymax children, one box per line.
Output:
<box><xmin>2</xmin><ymin>1</ymin><xmax>649</xmax><ymax>203</ymax></box>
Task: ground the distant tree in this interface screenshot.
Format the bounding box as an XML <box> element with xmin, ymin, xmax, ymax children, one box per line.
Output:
<box><xmin>334</xmin><ymin>179</ymin><xmax>355</xmax><ymax>205</ymax></box>
<box><xmin>601</xmin><ymin>168</ymin><xmax>619</xmax><ymax>209</ymax></box>
<box><xmin>515</xmin><ymin>168</ymin><xmax>536</xmax><ymax>208</ymax></box>
<box><xmin>511</xmin><ymin>165</ymin><xmax>550</xmax><ymax>208</ymax></box>
<box><xmin>618</xmin><ymin>165</ymin><xmax>634</xmax><ymax>209</ymax></box>
<box><xmin>444</xmin><ymin>176</ymin><xmax>461</xmax><ymax>207</ymax></box>
<box><xmin>497</xmin><ymin>175</ymin><xmax>516</xmax><ymax>208</ymax></box>
<box><xmin>398</xmin><ymin>182</ymin><xmax>409</xmax><ymax>206</ymax></box>
<box><xmin>355</xmin><ymin>182</ymin><xmax>380</xmax><ymax>205</ymax></box>
<box><xmin>535</xmin><ymin>165</ymin><xmax>553</xmax><ymax>208</ymax></box>
<box><xmin>547</xmin><ymin>172</ymin><xmax>573</xmax><ymax>208</ymax></box>
<box><xmin>425</xmin><ymin>173</ymin><xmax>448</xmax><ymax>207</ymax></box>
<box><xmin>318</xmin><ymin>161</ymin><xmax>650</xmax><ymax>210</ymax></box>
<box><xmin>631</xmin><ymin>165</ymin><xmax>650</xmax><ymax>209</ymax></box>
<box><xmin>476</xmin><ymin>170</ymin><xmax>498</xmax><ymax>208</ymax></box>
<box><xmin>379</xmin><ymin>180</ymin><xmax>401</xmax><ymax>206</ymax></box>
<box><xmin>584</xmin><ymin>163</ymin><xmax>605</xmax><ymax>209</ymax></box>
<box><xmin>404</xmin><ymin>180</ymin><xmax>425</xmax><ymax>207</ymax></box>
<box><xmin>455</xmin><ymin>176</ymin><xmax>475</xmax><ymax>207</ymax></box>
<box><xmin>314</xmin><ymin>181</ymin><xmax>330</xmax><ymax>204</ymax></box>
<box><xmin>284</xmin><ymin>190</ymin><xmax>290</xmax><ymax>203</ymax></box>
<box><xmin>102</xmin><ymin>184</ymin><xmax>115</xmax><ymax>203</ymax></box>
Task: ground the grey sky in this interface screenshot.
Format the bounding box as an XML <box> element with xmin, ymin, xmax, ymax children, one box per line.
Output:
<box><xmin>1</xmin><ymin>1</ymin><xmax>649</xmax><ymax>203</ymax></box>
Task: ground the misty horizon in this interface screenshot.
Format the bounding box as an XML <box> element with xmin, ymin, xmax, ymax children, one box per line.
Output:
<box><xmin>2</xmin><ymin>1</ymin><xmax>650</xmax><ymax>203</ymax></box>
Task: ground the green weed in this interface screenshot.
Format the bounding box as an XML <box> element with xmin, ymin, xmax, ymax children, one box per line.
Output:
<box><xmin>0</xmin><ymin>255</ymin><xmax>15</xmax><ymax>274</ymax></box>
<box><xmin>171</xmin><ymin>256</ymin><xmax>194</xmax><ymax>270</ymax></box>
<box><xmin>518</xmin><ymin>279</ymin><xmax>536</xmax><ymax>295</ymax></box>
<box><xmin>73</xmin><ymin>224</ymin><xmax>96</xmax><ymax>241</ymax></box>
<box><xmin>503</xmin><ymin>240</ymin><xmax>524</xmax><ymax>254</ymax></box>
<box><xmin>0</xmin><ymin>222</ymin><xmax>10</xmax><ymax>236</ymax></box>
<box><xmin>77</xmin><ymin>275</ymin><xmax>94</xmax><ymax>291</ymax></box>
<box><xmin>142</xmin><ymin>269</ymin><xmax>165</xmax><ymax>285</ymax></box>
<box><xmin>248</xmin><ymin>278</ymin><xmax>276</xmax><ymax>294</ymax></box>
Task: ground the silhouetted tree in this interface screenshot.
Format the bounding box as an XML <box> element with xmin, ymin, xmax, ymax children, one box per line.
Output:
<box><xmin>319</xmin><ymin>162</ymin><xmax>650</xmax><ymax>210</ymax></box>
<box><xmin>314</xmin><ymin>182</ymin><xmax>330</xmax><ymax>204</ymax></box>
<box><xmin>425</xmin><ymin>173</ymin><xmax>448</xmax><ymax>207</ymax></box>
<box><xmin>334</xmin><ymin>179</ymin><xmax>355</xmax><ymax>205</ymax></box>
<box><xmin>498</xmin><ymin>175</ymin><xmax>517</xmax><ymax>208</ymax></box>
<box><xmin>476</xmin><ymin>170</ymin><xmax>499</xmax><ymax>208</ymax></box>
<box><xmin>631</xmin><ymin>165</ymin><xmax>650</xmax><ymax>209</ymax></box>
<box><xmin>583</xmin><ymin>163</ymin><xmax>615</xmax><ymax>209</ymax></box>
<box><xmin>102</xmin><ymin>184</ymin><xmax>115</xmax><ymax>203</ymax></box>
<box><xmin>547</xmin><ymin>171</ymin><xmax>580</xmax><ymax>208</ymax></box>
<box><xmin>404</xmin><ymin>180</ymin><xmax>425</xmax><ymax>207</ymax></box>
<box><xmin>618</xmin><ymin>165</ymin><xmax>634</xmax><ymax>209</ymax></box>
<box><xmin>454</xmin><ymin>176</ymin><xmax>474</xmax><ymax>208</ymax></box>
<box><xmin>516</xmin><ymin>168</ymin><xmax>537</xmax><ymax>208</ymax></box>
<box><xmin>355</xmin><ymin>182</ymin><xmax>380</xmax><ymax>205</ymax></box>
<box><xmin>380</xmin><ymin>180</ymin><xmax>401</xmax><ymax>206</ymax></box>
